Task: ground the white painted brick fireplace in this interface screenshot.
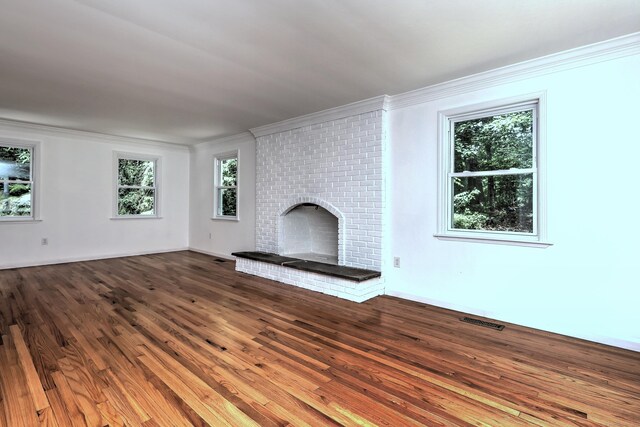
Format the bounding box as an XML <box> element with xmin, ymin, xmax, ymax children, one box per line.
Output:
<box><xmin>237</xmin><ymin>96</ymin><xmax>389</xmax><ymax>302</ymax></box>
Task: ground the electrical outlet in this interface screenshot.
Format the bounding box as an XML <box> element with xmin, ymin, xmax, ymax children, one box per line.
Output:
<box><xmin>41</xmin><ymin>238</ymin><xmax>48</xmax><ymax>246</ymax></box>
<box><xmin>393</xmin><ymin>257</ymin><xmax>400</xmax><ymax>268</ymax></box>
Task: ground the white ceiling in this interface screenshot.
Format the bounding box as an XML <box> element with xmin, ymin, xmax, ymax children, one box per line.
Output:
<box><xmin>0</xmin><ymin>0</ymin><xmax>638</xmax><ymax>145</ymax></box>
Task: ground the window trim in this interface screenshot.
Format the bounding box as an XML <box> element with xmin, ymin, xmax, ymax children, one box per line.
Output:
<box><xmin>0</xmin><ymin>138</ymin><xmax>41</xmax><ymax>222</ymax></box>
<box><xmin>112</xmin><ymin>151</ymin><xmax>161</xmax><ymax>219</ymax></box>
<box><xmin>212</xmin><ymin>151</ymin><xmax>239</xmax><ymax>221</ymax></box>
<box><xmin>435</xmin><ymin>92</ymin><xmax>551</xmax><ymax>247</ymax></box>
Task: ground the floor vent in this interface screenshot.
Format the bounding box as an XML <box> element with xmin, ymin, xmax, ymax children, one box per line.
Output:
<box><xmin>461</xmin><ymin>317</ymin><xmax>505</xmax><ymax>331</ymax></box>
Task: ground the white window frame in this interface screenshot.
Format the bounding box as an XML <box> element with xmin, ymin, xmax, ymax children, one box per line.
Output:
<box><xmin>435</xmin><ymin>93</ymin><xmax>550</xmax><ymax>247</ymax></box>
<box><xmin>213</xmin><ymin>151</ymin><xmax>239</xmax><ymax>221</ymax></box>
<box><xmin>0</xmin><ymin>138</ymin><xmax>41</xmax><ymax>222</ymax></box>
<box><xmin>113</xmin><ymin>152</ymin><xmax>161</xmax><ymax>219</ymax></box>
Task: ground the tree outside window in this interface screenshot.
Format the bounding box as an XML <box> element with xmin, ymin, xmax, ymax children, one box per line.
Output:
<box><xmin>215</xmin><ymin>154</ymin><xmax>237</xmax><ymax>218</ymax></box>
<box><xmin>438</xmin><ymin>97</ymin><xmax>547</xmax><ymax>245</ymax></box>
<box><xmin>116</xmin><ymin>155</ymin><xmax>158</xmax><ymax>216</ymax></box>
<box><xmin>0</xmin><ymin>145</ymin><xmax>33</xmax><ymax>218</ymax></box>
<box><xmin>451</xmin><ymin>109</ymin><xmax>535</xmax><ymax>233</ymax></box>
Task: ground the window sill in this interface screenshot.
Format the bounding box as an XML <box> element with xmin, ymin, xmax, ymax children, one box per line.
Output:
<box><xmin>211</xmin><ymin>216</ymin><xmax>239</xmax><ymax>222</ymax></box>
<box><xmin>110</xmin><ymin>216</ymin><xmax>163</xmax><ymax>220</ymax></box>
<box><xmin>433</xmin><ymin>233</ymin><xmax>553</xmax><ymax>248</ymax></box>
<box><xmin>0</xmin><ymin>218</ymin><xmax>42</xmax><ymax>224</ymax></box>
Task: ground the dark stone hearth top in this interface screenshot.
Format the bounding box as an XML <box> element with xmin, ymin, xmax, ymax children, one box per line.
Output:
<box><xmin>232</xmin><ymin>252</ymin><xmax>299</xmax><ymax>265</ymax></box>
<box><xmin>231</xmin><ymin>251</ymin><xmax>381</xmax><ymax>282</ymax></box>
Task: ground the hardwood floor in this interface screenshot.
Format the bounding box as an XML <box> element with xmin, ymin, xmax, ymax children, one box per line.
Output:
<box><xmin>0</xmin><ymin>251</ymin><xmax>638</xmax><ymax>426</ymax></box>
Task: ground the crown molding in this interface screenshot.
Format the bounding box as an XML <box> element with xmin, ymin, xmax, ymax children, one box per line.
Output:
<box><xmin>0</xmin><ymin>118</ymin><xmax>190</xmax><ymax>150</ymax></box>
<box><xmin>250</xmin><ymin>95</ymin><xmax>390</xmax><ymax>138</ymax></box>
<box><xmin>390</xmin><ymin>32</ymin><xmax>640</xmax><ymax>110</ymax></box>
<box><xmin>192</xmin><ymin>131</ymin><xmax>255</xmax><ymax>151</ymax></box>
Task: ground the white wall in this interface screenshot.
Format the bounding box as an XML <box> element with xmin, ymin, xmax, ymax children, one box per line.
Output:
<box><xmin>387</xmin><ymin>51</ymin><xmax>640</xmax><ymax>350</ymax></box>
<box><xmin>0</xmin><ymin>122</ymin><xmax>190</xmax><ymax>269</ymax></box>
<box><xmin>189</xmin><ymin>133</ymin><xmax>256</xmax><ymax>258</ymax></box>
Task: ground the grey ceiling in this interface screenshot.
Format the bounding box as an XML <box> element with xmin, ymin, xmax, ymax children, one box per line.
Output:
<box><xmin>1</xmin><ymin>0</ymin><xmax>638</xmax><ymax>144</ymax></box>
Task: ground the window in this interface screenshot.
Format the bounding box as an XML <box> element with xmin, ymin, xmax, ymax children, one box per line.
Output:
<box><xmin>115</xmin><ymin>153</ymin><xmax>159</xmax><ymax>217</ymax></box>
<box><xmin>0</xmin><ymin>142</ymin><xmax>35</xmax><ymax>220</ymax></box>
<box><xmin>214</xmin><ymin>152</ymin><xmax>238</xmax><ymax>219</ymax></box>
<box><xmin>437</xmin><ymin>95</ymin><xmax>548</xmax><ymax>246</ymax></box>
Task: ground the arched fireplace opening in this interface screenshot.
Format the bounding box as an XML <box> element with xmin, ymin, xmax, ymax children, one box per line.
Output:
<box><xmin>281</xmin><ymin>203</ymin><xmax>339</xmax><ymax>265</ymax></box>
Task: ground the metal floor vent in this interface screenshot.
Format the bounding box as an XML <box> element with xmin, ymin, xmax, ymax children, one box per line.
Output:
<box><xmin>461</xmin><ymin>317</ymin><xmax>505</xmax><ymax>331</ymax></box>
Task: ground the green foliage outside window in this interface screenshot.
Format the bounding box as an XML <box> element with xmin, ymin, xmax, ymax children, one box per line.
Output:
<box><xmin>0</xmin><ymin>146</ymin><xmax>32</xmax><ymax>217</ymax></box>
<box><xmin>452</xmin><ymin>110</ymin><xmax>534</xmax><ymax>233</ymax></box>
<box><xmin>117</xmin><ymin>158</ymin><xmax>155</xmax><ymax>215</ymax></box>
<box><xmin>218</xmin><ymin>158</ymin><xmax>237</xmax><ymax>216</ymax></box>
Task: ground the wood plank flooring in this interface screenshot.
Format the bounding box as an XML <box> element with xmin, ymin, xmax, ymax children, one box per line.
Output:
<box><xmin>0</xmin><ymin>251</ymin><xmax>638</xmax><ymax>426</ymax></box>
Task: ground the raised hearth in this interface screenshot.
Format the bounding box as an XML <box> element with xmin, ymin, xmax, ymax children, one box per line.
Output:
<box><xmin>245</xmin><ymin>99</ymin><xmax>388</xmax><ymax>302</ymax></box>
<box><xmin>232</xmin><ymin>251</ymin><xmax>381</xmax><ymax>282</ymax></box>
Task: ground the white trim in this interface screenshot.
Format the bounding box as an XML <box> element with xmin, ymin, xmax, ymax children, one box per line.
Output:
<box><xmin>536</xmin><ymin>93</ymin><xmax>549</xmax><ymax>244</ymax></box>
<box><xmin>0</xmin><ymin>137</ymin><xmax>41</xmax><ymax>221</ymax></box>
<box><xmin>192</xmin><ymin>132</ymin><xmax>254</xmax><ymax>150</ymax></box>
<box><xmin>0</xmin><ymin>247</ymin><xmax>190</xmax><ymax>270</ymax></box>
<box><xmin>213</xmin><ymin>150</ymin><xmax>239</xmax><ymax>220</ymax></box>
<box><xmin>0</xmin><ymin>34</ymin><xmax>636</xmax><ymax>147</ymax></box>
<box><xmin>113</xmin><ymin>151</ymin><xmax>162</xmax><ymax>218</ymax></box>
<box><xmin>385</xmin><ymin>290</ymin><xmax>639</xmax><ymax>352</ymax></box>
<box><xmin>385</xmin><ymin>291</ymin><xmax>490</xmax><ymax>319</ymax></box>
<box><xmin>436</xmin><ymin>92</ymin><xmax>548</xmax><ymax>245</ymax></box>
<box><xmin>390</xmin><ymin>32</ymin><xmax>640</xmax><ymax>110</ymax></box>
<box><xmin>433</xmin><ymin>234</ymin><xmax>552</xmax><ymax>248</ymax></box>
<box><xmin>0</xmin><ymin>118</ymin><xmax>190</xmax><ymax>150</ymax></box>
<box><xmin>250</xmin><ymin>95</ymin><xmax>390</xmax><ymax>138</ymax></box>
<box><xmin>213</xmin><ymin>151</ymin><xmax>238</xmax><ymax>161</ymax></box>
<box><xmin>110</xmin><ymin>216</ymin><xmax>163</xmax><ymax>220</ymax></box>
<box><xmin>210</xmin><ymin>216</ymin><xmax>239</xmax><ymax>222</ymax></box>
<box><xmin>451</xmin><ymin>169</ymin><xmax>535</xmax><ymax>178</ymax></box>
<box><xmin>188</xmin><ymin>247</ymin><xmax>236</xmax><ymax>260</ymax></box>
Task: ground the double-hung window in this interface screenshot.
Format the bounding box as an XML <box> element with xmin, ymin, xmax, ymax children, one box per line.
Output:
<box><xmin>438</xmin><ymin>95</ymin><xmax>548</xmax><ymax>246</ymax></box>
<box><xmin>214</xmin><ymin>152</ymin><xmax>238</xmax><ymax>219</ymax></box>
<box><xmin>115</xmin><ymin>153</ymin><xmax>159</xmax><ymax>217</ymax></box>
<box><xmin>0</xmin><ymin>142</ymin><xmax>35</xmax><ymax>220</ymax></box>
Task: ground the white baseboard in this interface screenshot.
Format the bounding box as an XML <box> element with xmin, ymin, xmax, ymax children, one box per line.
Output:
<box><xmin>385</xmin><ymin>290</ymin><xmax>639</xmax><ymax>353</ymax></box>
<box><xmin>0</xmin><ymin>247</ymin><xmax>190</xmax><ymax>270</ymax></box>
<box><xmin>187</xmin><ymin>247</ymin><xmax>236</xmax><ymax>260</ymax></box>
